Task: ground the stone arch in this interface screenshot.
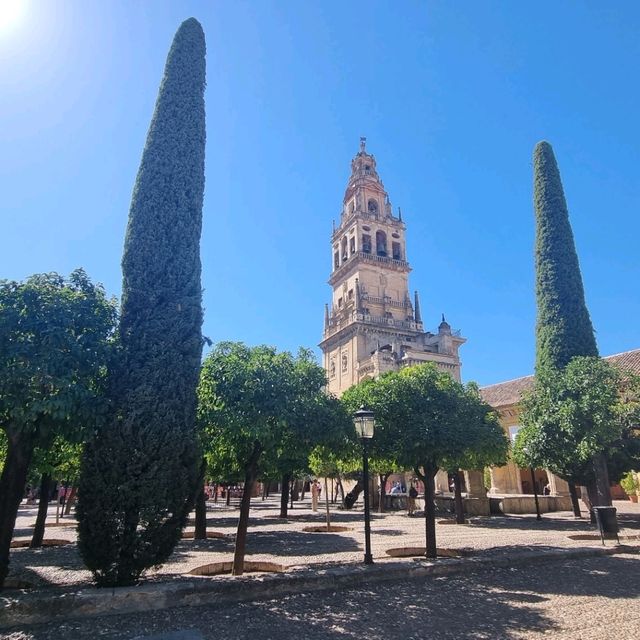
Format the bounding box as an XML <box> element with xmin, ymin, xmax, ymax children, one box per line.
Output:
<box><xmin>376</xmin><ymin>230</ymin><xmax>387</xmax><ymax>256</ymax></box>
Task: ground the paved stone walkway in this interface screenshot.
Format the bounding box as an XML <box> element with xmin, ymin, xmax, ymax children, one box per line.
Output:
<box><xmin>6</xmin><ymin>497</ymin><xmax>640</xmax><ymax>589</ymax></box>
<box><xmin>3</xmin><ymin>552</ymin><xmax>639</xmax><ymax>639</ymax></box>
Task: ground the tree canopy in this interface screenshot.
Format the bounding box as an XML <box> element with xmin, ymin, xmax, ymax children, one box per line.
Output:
<box><xmin>198</xmin><ymin>342</ymin><xmax>350</xmax><ymax>574</ymax></box>
<box><xmin>514</xmin><ymin>357</ymin><xmax>640</xmax><ymax>487</ymax></box>
<box><xmin>342</xmin><ymin>363</ymin><xmax>507</xmax><ymax>557</ymax></box>
<box><xmin>0</xmin><ymin>269</ymin><xmax>116</xmax><ymax>587</ymax></box>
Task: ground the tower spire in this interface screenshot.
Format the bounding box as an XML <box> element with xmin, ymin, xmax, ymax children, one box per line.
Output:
<box><xmin>414</xmin><ymin>290</ymin><xmax>422</xmax><ymax>324</ymax></box>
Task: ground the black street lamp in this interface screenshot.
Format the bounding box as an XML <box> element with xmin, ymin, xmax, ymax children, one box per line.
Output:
<box><xmin>353</xmin><ymin>406</ymin><xmax>375</xmax><ymax>565</ymax></box>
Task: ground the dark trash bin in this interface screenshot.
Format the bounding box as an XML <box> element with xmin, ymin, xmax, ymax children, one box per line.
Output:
<box><xmin>592</xmin><ymin>506</ymin><xmax>619</xmax><ymax>544</ymax></box>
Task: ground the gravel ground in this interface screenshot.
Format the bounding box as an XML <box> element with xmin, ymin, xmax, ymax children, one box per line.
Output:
<box><xmin>7</xmin><ymin>498</ymin><xmax>640</xmax><ymax>589</ymax></box>
<box><xmin>3</xmin><ymin>552</ymin><xmax>639</xmax><ymax>639</ymax></box>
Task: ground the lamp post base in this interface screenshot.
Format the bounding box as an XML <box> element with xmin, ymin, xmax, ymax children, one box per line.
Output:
<box><xmin>364</xmin><ymin>553</ymin><xmax>374</xmax><ymax>565</ymax></box>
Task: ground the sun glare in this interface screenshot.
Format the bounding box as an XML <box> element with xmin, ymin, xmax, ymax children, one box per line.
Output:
<box><xmin>0</xmin><ymin>0</ymin><xmax>27</xmax><ymax>34</ymax></box>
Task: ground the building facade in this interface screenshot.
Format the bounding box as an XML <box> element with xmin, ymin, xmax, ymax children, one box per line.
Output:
<box><xmin>480</xmin><ymin>348</ymin><xmax>640</xmax><ymax>507</ymax></box>
<box><xmin>320</xmin><ymin>139</ymin><xmax>466</xmax><ymax>397</ymax></box>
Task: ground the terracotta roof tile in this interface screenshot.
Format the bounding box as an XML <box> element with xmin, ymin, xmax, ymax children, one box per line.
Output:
<box><xmin>480</xmin><ymin>348</ymin><xmax>640</xmax><ymax>408</ymax></box>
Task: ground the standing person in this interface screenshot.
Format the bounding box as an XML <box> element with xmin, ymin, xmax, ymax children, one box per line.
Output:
<box><xmin>407</xmin><ymin>484</ymin><xmax>418</xmax><ymax>516</ymax></box>
<box><xmin>311</xmin><ymin>480</ymin><xmax>319</xmax><ymax>512</ymax></box>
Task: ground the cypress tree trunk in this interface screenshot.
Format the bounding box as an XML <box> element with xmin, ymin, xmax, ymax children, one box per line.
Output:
<box><xmin>0</xmin><ymin>432</ymin><xmax>34</xmax><ymax>588</ymax></box>
<box><xmin>77</xmin><ymin>18</ymin><xmax>207</xmax><ymax>587</ymax></box>
<box><xmin>453</xmin><ymin>471</ymin><xmax>465</xmax><ymax>524</ymax></box>
<box><xmin>279</xmin><ymin>472</ymin><xmax>291</xmax><ymax>518</ymax></box>
<box><xmin>30</xmin><ymin>474</ymin><xmax>52</xmax><ymax>548</ymax></box>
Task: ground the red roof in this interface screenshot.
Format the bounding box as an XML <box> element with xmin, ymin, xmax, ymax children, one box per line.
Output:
<box><xmin>480</xmin><ymin>348</ymin><xmax>640</xmax><ymax>408</ymax></box>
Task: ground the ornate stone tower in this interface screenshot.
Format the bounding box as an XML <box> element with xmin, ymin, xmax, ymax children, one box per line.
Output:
<box><xmin>320</xmin><ymin>139</ymin><xmax>466</xmax><ymax>396</ymax></box>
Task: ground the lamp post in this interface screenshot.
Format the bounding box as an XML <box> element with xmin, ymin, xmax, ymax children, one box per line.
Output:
<box><xmin>353</xmin><ymin>406</ymin><xmax>375</xmax><ymax>565</ymax></box>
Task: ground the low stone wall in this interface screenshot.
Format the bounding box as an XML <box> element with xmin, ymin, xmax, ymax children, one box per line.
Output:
<box><xmin>490</xmin><ymin>495</ymin><xmax>573</xmax><ymax>515</ymax></box>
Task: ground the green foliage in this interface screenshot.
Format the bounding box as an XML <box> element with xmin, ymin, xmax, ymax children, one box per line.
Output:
<box><xmin>31</xmin><ymin>438</ymin><xmax>83</xmax><ymax>484</ymax></box>
<box><xmin>533</xmin><ymin>141</ymin><xmax>598</xmax><ymax>372</ymax></box>
<box><xmin>0</xmin><ymin>270</ymin><xmax>117</xmax><ymax>445</ymax></box>
<box><xmin>342</xmin><ymin>364</ymin><xmax>507</xmax><ymax>474</ymax></box>
<box><xmin>620</xmin><ymin>471</ymin><xmax>639</xmax><ymax>496</ymax></box>
<box><xmin>198</xmin><ymin>343</ymin><xmax>348</xmax><ymax>478</ymax></box>
<box><xmin>77</xmin><ymin>18</ymin><xmax>207</xmax><ymax>587</ymax></box>
<box><xmin>514</xmin><ymin>357</ymin><xmax>636</xmax><ymax>483</ymax></box>
<box><xmin>0</xmin><ymin>269</ymin><xmax>116</xmax><ymax>587</ymax></box>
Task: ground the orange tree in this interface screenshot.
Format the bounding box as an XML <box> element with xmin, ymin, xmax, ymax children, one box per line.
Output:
<box><xmin>342</xmin><ymin>364</ymin><xmax>506</xmax><ymax>558</ymax></box>
<box><xmin>198</xmin><ymin>342</ymin><xmax>350</xmax><ymax>575</ymax></box>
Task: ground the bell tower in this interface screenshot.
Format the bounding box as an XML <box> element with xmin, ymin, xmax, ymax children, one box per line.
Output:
<box><xmin>320</xmin><ymin>139</ymin><xmax>466</xmax><ymax>396</ymax></box>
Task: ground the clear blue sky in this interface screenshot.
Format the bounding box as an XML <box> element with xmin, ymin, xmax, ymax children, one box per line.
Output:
<box><xmin>1</xmin><ymin>1</ymin><xmax>638</xmax><ymax>386</ymax></box>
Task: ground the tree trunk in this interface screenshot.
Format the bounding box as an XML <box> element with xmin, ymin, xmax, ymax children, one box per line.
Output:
<box><xmin>63</xmin><ymin>487</ymin><xmax>77</xmax><ymax>516</ymax></box>
<box><xmin>568</xmin><ymin>481</ymin><xmax>581</xmax><ymax>518</ymax></box>
<box><xmin>421</xmin><ymin>464</ymin><xmax>438</xmax><ymax>558</ymax></box>
<box><xmin>232</xmin><ymin>442</ymin><xmax>261</xmax><ymax>576</ymax></box>
<box><xmin>335</xmin><ymin>474</ymin><xmax>345</xmax><ymax>505</ymax></box>
<box><xmin>279</xmin><ymin>472</ymin><xmax>291</xmax><ymax>518</ymax></box>
<box><xmin>194</xmin><ymin>485</ymin><xmax>207</xmax><ymax>540</ymax></box>
<box><xmin>0</xmin><ymin>432</ymin><xmax>35</xmax><ymax>588</ymax></box>
<box><xmin>378</xmin><ymin>473</ymin><xmax>390</xmax><ymax>514</ymax></box>
<box><xmin>30</xmin><ymin>474</ymin><xmax>52</xmax><ymax>548</ymax></box>
<box><xmin>324</xmin><ymin>476</ymin><xmax>332</xmax><ymax>531</ymax></box>
<box><xmin>592</xmin><ymin>453</ymin><xmax>612</xmax><ymax>507</ymax></box>
<box><xmin>343</xmin><ymin>478</ymin><xmax>363</xmax><ymax>509</ymax></box>
<box><xmin>453</xmin><ymin>470</ymin><xmax>465</xmax><ymax>524</ymax></box>
<box><xmin>225</xmin><ymin>485</ymin><xmax>231</xmax><ymax>506</ymax></box>
<box><xmin>584</xmin><ymin>481</ymin><xmax>599</xmax><ymax>524</ymax></box>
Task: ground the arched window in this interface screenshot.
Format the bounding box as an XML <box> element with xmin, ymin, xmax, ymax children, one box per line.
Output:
<box><xmin>362</xmin><ymin>234</ymin><xmax>372</xmax><ymax>254</ymax></box>
<box><xmin>376</xmin><ymin>230</ymin><xmax>387</xmax><ymax>257</ymax></box>
<box><xmin>368</xmin><ymin>199</ymin><xmax>378</xmax><ymax>214</ymax></box>
<box><xmin>341</xmin><ymin>237</ymin><xmax>348</xmax><ymax>262</ymax></box>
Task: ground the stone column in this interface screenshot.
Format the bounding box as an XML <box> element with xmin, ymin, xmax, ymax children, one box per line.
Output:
<box><xmin>489</xmin><ymin>462</ymin><xmax>522</xmax><ymax>494</ymax></box>
<box><xmin>463</xmin><ymin>469</ymin><xmax>490</xmax><ymax>516</ymax></box>
<box><xmin>464</xmin><ymin>470</ymin><xmax>487</xmax><ymax>499</ymax></box>
<box><xmin>435</xmin><ymin>469</ymin><xmax>449</xmax><ymax>493</ymax></box>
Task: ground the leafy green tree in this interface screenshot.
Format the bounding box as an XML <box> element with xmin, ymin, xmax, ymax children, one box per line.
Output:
<box><xmin>343</xmin><ymin>364</ymin><xmax>504</xmax><ymax>558</ymax></box>
<box><xmin>514</xmin><ymin>358</ymin><xmax>639</xmax><ymax>510</ymax></box>
<box><xmin>340</xmin><ymin>379</ymin><xmax>406</xmax><ymax>512</ymax></box>
<box><xmin>198</xmin><ymin>343</ymin><xmax>344</xmax><ymax>575</ymax></box>
<box><xmin>77</xmin><ymin>18</ymin><xmax>207</xmax><ymax>587</ymax></box>
<box><xmin>531</xmin><ymin>140</ymin><xmax>611</xmax><ymax>508</ymax></box>
<box><xmin>442</xmin><ymin>383</ymin><xmax>508</xmax><ymax>524</ymax></box>
<box><xmin>0</xmin><ymin>270</ymin><xmax>116</xmax><ymax>588</ymax></box>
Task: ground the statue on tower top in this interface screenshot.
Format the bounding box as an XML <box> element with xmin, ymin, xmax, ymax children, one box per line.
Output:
<box><xmin>360</xmin><ymin>136</ymin><xmax>367</xmax><ymax>153</ymax></box>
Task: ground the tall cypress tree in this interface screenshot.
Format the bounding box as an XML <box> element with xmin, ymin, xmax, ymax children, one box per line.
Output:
<box><xmin>533</xmin><ymin>141</ymin><xmax>598</xmax><ymax>372</ymax></box>
<box><xmin>77</xmin><ymin>18</ymin><xmax>206</xmax><ymax>586</ymax></box>
<box><xmin>532</xmin><ymin>141</ymin><xmax>609</xmax><ymax>509</ymax></box>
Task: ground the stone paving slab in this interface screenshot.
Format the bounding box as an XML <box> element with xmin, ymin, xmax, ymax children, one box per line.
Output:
<box><xmin>1</xmin><ymin>543</ymin><xmax>636</xmax><ymax>629</ymax></box>
<box><xmin>3</xmin><ymin>497</ymin><xmax>639</xmax><ymax>630</ymax></box>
